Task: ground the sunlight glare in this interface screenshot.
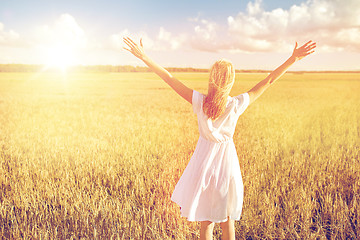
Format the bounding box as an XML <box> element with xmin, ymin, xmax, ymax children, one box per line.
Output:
<box><xmin>45</xmin><ymin>44</ymin><xmax>77</xmax><ymax>72</ymax></box>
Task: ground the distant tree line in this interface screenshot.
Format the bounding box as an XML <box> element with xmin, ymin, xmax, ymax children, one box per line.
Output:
<box><xmin>73</xmin><ymin>65</ymin><xmax>211</xmax><ymax>73</ymax></box>
<box><xmin>0</xmin><ymin>64</ymin><xmax>358</xmax><ymax>73</ymax></box>
<box><xmin>0</xmin><ymin>64</ymin><xmax>268</xmax><ymax>73</ymax></box>
<box><xmin>0</xmin><ymin>64</ymin><xmax>43</xmax><ymax>72</ymax></box>
<box><xmin>0</xmin><ymin>64</ymin><xmax>209</xmax><ymax>73</ymax></box>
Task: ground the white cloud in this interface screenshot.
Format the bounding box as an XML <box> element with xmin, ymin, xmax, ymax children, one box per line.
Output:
<box><xmin>193</xmin><ymin>19</ymin><xmax>218</xmax><ymax>41</ymax></box>
<box><xmin>158</xmin><ymin>27</ymin><xmax>187</xmax><ymax>50</ymax></box>
<box><xmin>109</xmin><ymin>29</ymin><xmax>155</xmax><ymax>51</ymax></box>
<box><xmin>34</xmin><ymin>13</ymin><xmax>87</xmax><ymax>48</ymax></box>
<box><xmin>109</xmin><ymin>29</ymin><xmax>130</xmax><ymax>50</ymax></box>
<box><xmin>0</xmin><ymin>22</ymin><xmax>21</xmax><ymax>46</ymax></box>
<box><xmin>109</xmin><ymin>27</ymin><xmax>187</xmax><ymax>52</ymax></box>
<box><xmin>189</xmin><ymin>0</ymin><xmax>360</xmax><ymax>53</ymax></box>
<box><xmin>1</xmin><ymin>14</ymin><xmax>90</xmax><ymax>52</ymax></box>
<box><xmin>107</xmin><ymin>0</ymin><xmax>360</xmax><ymax>54</ymax></box>
<box><xmin>188</xmin><ymin>18</ymin><xmax>228</xmax><ymax>52</ymax></box>
<box><xmin>22</xmin><ymin>14</ymin><xmax>93</xmax><ymax>65</ymax></box>
<box><xmin>247</xmin><ymin>0</ymin><xmax>262</xmax><ymax>16</ymax></box>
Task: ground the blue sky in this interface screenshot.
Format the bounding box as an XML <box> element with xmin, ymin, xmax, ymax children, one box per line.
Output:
<box><xmin>1</xmin><ymin>0</ymin><xmax>360</xmax><ymax>70</ymax></box>
<box><xmin>1</xmin><ymin>0</ymin><xmax>303</xmax><ymax>34</ymax></box>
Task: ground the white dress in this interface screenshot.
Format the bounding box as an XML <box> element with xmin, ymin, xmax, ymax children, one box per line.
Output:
<box><xmin>171</xmin><ymin>90</ymin><xmax>250</xmax><ymax>223</ymax></box>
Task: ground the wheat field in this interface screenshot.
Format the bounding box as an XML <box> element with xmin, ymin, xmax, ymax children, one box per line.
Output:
<box><xmin>0</xmin><ymin>72</ymin><xmax>359</xmax><ymax>239</ymax></box>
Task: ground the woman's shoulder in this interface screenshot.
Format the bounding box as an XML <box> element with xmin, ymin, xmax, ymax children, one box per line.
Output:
<box><xmin>229</xmin><ymin>93</ymin><xmax>250</xmax><ymax>112</ymax></box>
<box><xmin>192</xmin><ymin>90</ymin><xmax>206</xmax><ymax>114</ymax></box>
<box><xmin>193</xmin><ymin>90</ymin><xmax>205</xmax><ymax>96</ymax></box>
<box><xmin>193</xmin><ymin>90</ymin><xmax>206</xmax><ymax>102</ymax></box>
<box><xmin>230</xmin><ymin>92</ymin><xmax>249</xmax><ymax>102</ymax></box>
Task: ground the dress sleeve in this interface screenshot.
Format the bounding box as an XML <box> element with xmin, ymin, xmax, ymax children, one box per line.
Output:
<box><xmin>192</xmin><ymin>90</ymin><xmax>203</xmax><ymax>114</ymax></box>
<box><xmin>234</xmin><ymin>92</ymin><xmax>250</xmax><ymax>116</ymax></box>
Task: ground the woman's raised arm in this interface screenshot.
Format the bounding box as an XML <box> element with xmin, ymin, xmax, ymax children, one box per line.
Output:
<box><xmin>247</xmin><ymin>40</ymin><xmax>316</xmax><ymax>105</ymax></box>
<box><xmin>123</xmin><ymin>37</ymin><xmax>193</xmax><ymax>103</ymax></box>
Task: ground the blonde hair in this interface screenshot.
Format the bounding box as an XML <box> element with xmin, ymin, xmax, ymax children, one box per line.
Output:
<box><xmin>203</xmin><ymin>59</ymin><xmax>235</xmax><ymax>120</ymax></box>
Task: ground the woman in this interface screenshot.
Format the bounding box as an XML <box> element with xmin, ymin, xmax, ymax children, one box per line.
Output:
<box><xmin>124</xmin><ymin>37</ymin><xmax>316</xmax><ymax>240</ymax></box>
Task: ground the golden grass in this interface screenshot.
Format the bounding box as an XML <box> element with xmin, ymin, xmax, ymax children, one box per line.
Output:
<box><xmin>0</xmin><ymin>72</ymin><xmax>359</xmax><ymax>239</ymax></box>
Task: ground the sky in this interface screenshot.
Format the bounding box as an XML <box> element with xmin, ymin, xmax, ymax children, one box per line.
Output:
<box><xmin>1</xmin><ymin>0</ymin><xmax>360</xmax><ymax>70</ymax></box>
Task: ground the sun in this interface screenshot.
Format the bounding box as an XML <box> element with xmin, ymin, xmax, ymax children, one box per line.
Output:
<box><xmin>44</xmin><ymin>44</ymin><xmax>77</xmax><ymax>72</ymax></box>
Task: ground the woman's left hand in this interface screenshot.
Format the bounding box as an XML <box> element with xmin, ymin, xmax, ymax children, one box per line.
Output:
<box><xmin>291</xmin><ymin>40</ymin><xmax>316</xmax><ymax>61</ymax></box>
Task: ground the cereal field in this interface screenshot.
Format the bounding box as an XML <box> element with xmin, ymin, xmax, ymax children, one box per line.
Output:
<box><xmin>0</xmin><ymin>72</ymin><xmax>359</xmax><ymax>239</ymax></box>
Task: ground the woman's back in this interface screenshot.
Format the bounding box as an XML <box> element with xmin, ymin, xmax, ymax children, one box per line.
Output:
<box><xmin>170</xmin><ymin>90</ymin><xmax>250</xmax><ymax>223</ymax></box>
<box><xmin>193</xmin><ymin>91</ymin><xmax>250</xmax><ymax>143</ymax></box>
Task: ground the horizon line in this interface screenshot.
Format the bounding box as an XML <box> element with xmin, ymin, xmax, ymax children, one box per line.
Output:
<box><xmin>0</xmin><ymin>63</ymin><xmax>359</xmax><ymax>73</ymax></box>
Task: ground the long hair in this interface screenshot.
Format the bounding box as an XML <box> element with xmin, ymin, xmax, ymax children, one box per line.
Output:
<box><xmin>203</xmin><ymin>59</ymin><xmax>235</xmax><ymax>120</ymax></box>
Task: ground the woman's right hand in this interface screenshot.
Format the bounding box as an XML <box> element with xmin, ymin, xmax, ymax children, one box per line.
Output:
<box><xmin>291</xmin><ymin>40</ymin><xmax>316</xmax><ymax>62</ymax></box>
<box><xmin>123</xmin><ymin>37</ymin><xmax>147</xmax><ymax>60</ymax></box>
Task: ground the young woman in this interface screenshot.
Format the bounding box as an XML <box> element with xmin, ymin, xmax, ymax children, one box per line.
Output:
<box><xmin>124</xmin><ymin>37</ymin><xmax>316</xmax><ymax>240</ymax></box>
